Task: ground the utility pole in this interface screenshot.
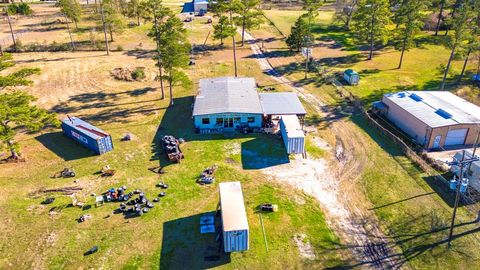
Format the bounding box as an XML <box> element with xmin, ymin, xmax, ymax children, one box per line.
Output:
<box><xmin>100</xmin><ymin>1</ymin><xmax>110</xmax><ymax>55</ymax></box>
<box><xmin>446</xmin><ymin>147</ymin><xmax>479</xmax><ymax>247</ymax></box>
<box><xmin>5</xmin><ymin>9</ymin><xmax>16</xmax><ymax>52</ymax></box>
<box><xmin>230</xmin><ymin>9</ymin><xmax>238</xmax><ymax>77</ymax></box>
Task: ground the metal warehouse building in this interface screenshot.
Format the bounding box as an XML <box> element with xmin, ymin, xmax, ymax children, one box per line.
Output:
<box><xmin>375</xmin><ymin>91</ymin><xmax>480</xmax><ymax>150</ymax></box>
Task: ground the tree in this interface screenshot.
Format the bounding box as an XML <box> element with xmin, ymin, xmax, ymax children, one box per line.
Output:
<box><xmin>233</xmin><ymin>0</ymin><xmax>263</xmax><ymax>46</ymax></box>
<box><xmin>351</xmin><ymin>0</ymin><xmax>392</xmax><ymax>60</ymax></box>
<box><xmin>127</xmin><ymin>0</ymin><xmax>144</xmax><ymax>26</ymax></box>
<box><xmin>103</xmin><ymin>0</ymin><xmax>125</xmax><ymax>42</ymax></box>
<box><xmin>440</xmin><ymin>2</ymin><xmax>473</xmax><ymax>90</ymax></box>
<box><xmin>433</xmin><ymin>0</ymin><xmax>447</xmax><ymax>36</ymax></box>
<box><xmin>7</xmin><ymin>3</ymin><xmax>33</xmax><ymax>15</ymax></box>
<box><xmin>0</xmin><ymin>53</ymin><xmax>40</xmax><ymax>90</ymax></box>
<box><xmin>213</xmin><ymin>16</ymin><xmax>236</xmax><ymax>46</ymax></box>
<box><xmin>0</xmin><ymin>91</ymin><xmax>59</xmax><ymax>159</ymax></box>
<box><xmin>456</xmin><ymin>0</ymin><xmax>480</xmax><ymax>84</ymax></box>
<box><xmin>335</xmin><ymin>0</ymin><xmax>358</xmax><ymax>29</ymax></box>
<box><xmin>394</xmin><ymin>0</ymin><xmax>426</xmax><ymax>69</ymax></box>
<box><xmin>286</xmin><ymin>15</ymin><xmax>311</xmax><ymax>52</ymax></box>
<box><xmin>57</xmin><ymin>0</ymin><xmax>82</xmax><ymax>29</ymax></box>
<box><xmin>146</xmin><ymin>0</ymin><xmax>172</xmax><ymax>100</ymax></box>
<box><xmin>158</xmin><ymin>16</ymin><xmax>191</xmax><ymax>106</ymax></box>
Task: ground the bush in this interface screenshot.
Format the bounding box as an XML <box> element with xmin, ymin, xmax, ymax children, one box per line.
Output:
<box><xmin>131</xmin><ymin>67</ymin><xmax>145</xmax><ymax>81</ymax></box>
<box><xmin>13</xmin><ymin>39</ymin><xmax>24</xmax><ymax>52</ymax></box>
<box><xmin>7</xmin><ymin>3</ymin><xmax>33</xmax><ymax>15</ymax></box>
<box><xmin>116</xmin><ymin>45</ymin><xmax>124</xmax><ymax>51</ymax></box>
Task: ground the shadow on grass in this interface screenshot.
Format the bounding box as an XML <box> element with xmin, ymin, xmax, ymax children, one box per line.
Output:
<box><xmin>312</xmin><ymin>24</ymin><xmax>358</xmax><ymax>52</ymax></box>
<box><xmin>160</xmin><ymin>211</ymin><xmax>231</xmax><ymax>270</ymax></box>
<box><xmin>51</xmin><ymin>87</ymin><xmax>161</xmax><ymax>123</ymax></box>
<box><xmin>35</xmin><ymin>131</ymin><xmax>96</xmax><ymax>161</ymax></box>
<box><xmin>151</xmin><ymin>96</ymin><xmax>290</xmax><ymax>169</ymax></box>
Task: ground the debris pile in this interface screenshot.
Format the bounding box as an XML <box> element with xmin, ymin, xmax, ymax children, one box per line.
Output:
<box><xmin>162</xmin><ymin>135</ymin><xmax>184</xmax><ymax>163</ymax></box>
<box><xmin>122</xmin><ymin>192</ymin><xmax>156</xmax><ymax>216</ymax></box>
<box><xmin>52</xmin><ymin>168</ymin><xmax>76</xmax><ymax>178</ymax></box>
<box><xmin>101</xmin><ymin>165</ymin><xmax>116</xmax><ymax>177</ymax></box>
<box><xmin>259</xmin><ymin>203</ymin><xmax>278</xmax><ymax>212</ymax></box>
<box><xmin>198</xmin><ymin>165</ymin><xmax>218</xmax><ymax>185</ymax></box>
<box><xmin>110</xmin><ymin>67</ymin><xmax>146</xmax><ymax>82</ymax></box>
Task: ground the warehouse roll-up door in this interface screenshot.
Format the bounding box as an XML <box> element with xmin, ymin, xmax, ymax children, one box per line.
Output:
<box><xmin>445</xmin><ymin>128</ymin><xmax>468</xmax><ymax>146</ymax></box>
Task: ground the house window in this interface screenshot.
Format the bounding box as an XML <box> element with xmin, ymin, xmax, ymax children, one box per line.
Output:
<box><xmin>247</xmin><ymin>117</ymin><xmax>255</xmax><ymax>123</ymax></box>
<box><xmin>216</xmin><ymin>118</ymin><xmax>223</xmax><ymax>126</ymax></box>
<box><xmin>202</xmin><ymin>118</ymin><xmax>210</xmax><ymax>125</ymax></box>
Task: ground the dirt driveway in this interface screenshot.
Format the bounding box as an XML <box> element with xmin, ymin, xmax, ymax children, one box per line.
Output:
<box><xmin>244</xmin><ymin>30</ymin><xmax>404</xmax><ymax>268</ymax></box>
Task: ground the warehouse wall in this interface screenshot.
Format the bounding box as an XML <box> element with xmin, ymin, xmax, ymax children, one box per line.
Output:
<box><xmin>382</xmin><ymin>97</ymin><xmax>430</xmax><ymax>145</ymax></box>
<box><xmin>427</xmin><ymin>124</ymin><xmax>480</xmax><ymax>149</ymax></box>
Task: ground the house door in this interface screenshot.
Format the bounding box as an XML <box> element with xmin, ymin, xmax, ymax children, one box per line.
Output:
<box><xmin>433</xmin><ymin>135</ymin><xmax>441</xmax><ymax>149</ymax></box>
<box><xmin>445</xmin><ymin>129</ymin><xmax>468</xmax><ymax>146</ymax></box>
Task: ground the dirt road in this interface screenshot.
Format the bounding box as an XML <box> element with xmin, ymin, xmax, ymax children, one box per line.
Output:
<box><xmin>244</xmin><ymin>30</ymin><xmax>403</xmax><ymax>269</ymax></box>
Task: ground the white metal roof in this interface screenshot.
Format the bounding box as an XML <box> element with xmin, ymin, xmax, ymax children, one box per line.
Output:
<box><xmin>259</xmin><ymin>92</ymin><xmax>307</xmax><ymax>115</ymax></box>
<box><xmin>219</xmin><ymin>182</ymin><xmax>249</xmax><ymax>232</ymax></box>
<box><xmin>192</xmin><ymin>77</ymin><xmax>263</xmax><ymax>116</ymax></box>
<box><xmin>383</xmin><ymin>91</ymin><xmax>480</xmax><ymax>128</ymax></box>
<box><xmin>281</xmin><ymin>115</ymin><xmax>305</xmax><ymax>138</ymax></box>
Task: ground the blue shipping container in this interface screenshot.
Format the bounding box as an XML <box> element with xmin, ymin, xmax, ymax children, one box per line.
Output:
<box><xmin>61</xmin><ymin>116</ymin><xmax>114</xmax><ymax>155</ymax></box>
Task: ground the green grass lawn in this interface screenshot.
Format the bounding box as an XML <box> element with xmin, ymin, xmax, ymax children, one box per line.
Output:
<box><xmin>260</xmin><ymin>8</ymin><xmax>480</xmax><ymax>269</ymax></box>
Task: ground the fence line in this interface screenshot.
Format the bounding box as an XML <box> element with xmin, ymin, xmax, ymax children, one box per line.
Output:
<box><xmin>329</xmin><ymin>78</ymin><xmax>480</xmax><ymax>212</ymax></box>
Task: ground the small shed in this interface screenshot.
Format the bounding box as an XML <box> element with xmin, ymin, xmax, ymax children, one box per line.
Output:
<box><xmin>218</xmin><ymin>182</ymin><xmax>249</xmax><ymax>253</ymax></box>
<box><xmin>279</xmin><ymin>115</ymin><xmax>305</xmax><ymax>154</ymax></box>
<box><xmin>343</xmin><ymin>69</ymin><xmax>359</xmax><ymax>85</ymax></box>
<box><xmin>61</xmin><ymin>116</ymin><xmax>114</xmax><ymax>155</ymax></box>
<box><xmin>193</xmin><ymin>0</ymin><xmax>208</xmax><ymax>13</ymax></box>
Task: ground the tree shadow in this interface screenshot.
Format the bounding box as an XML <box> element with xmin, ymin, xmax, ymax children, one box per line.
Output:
<box><xmin>151</xmin><ymin>96</ymin><xmax>290</xmax><ymax>169</ymax></box>
<box><xmin>50</xmin><ymin>87</ymin><xmax>160</xmax><ymax>124</ymax></box>
<box><xmin>244</xmin><ymin>49</ymin><xmax>295</xmax><ymax>59</ymax></box>
<box><xmin>312</xmin><ymin>24</ymin><xmax>358</xmax><ymax>52</ymax></box>
<box><xmin>123</xmin><ymin>49</ymin><xmax>156</xmax><ymax>59</ymax></box>
<box><xmin>160</xmin><ymin>211</ymin><xmax>231</xmax><ymax>270</ymax></box>
<box><xmin>35</xmin><ymin>132</ymin><xmax>96</xmax><ymax>161</ymax></box>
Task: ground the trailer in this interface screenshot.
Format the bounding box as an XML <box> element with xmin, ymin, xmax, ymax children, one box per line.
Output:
<box><xmin>61</xmin><ymin>116</ymin><xmax>114</xmax><ymax>155</ymax></box>
<box><xmin>279</xmin><ymin>115</ymin><xmax>305</xmax><ymax>154</ymax></box>
<box><xmin>218</xmin><ymin>182</ymin><xmax>249</xmax><ymax>253</ymax></box>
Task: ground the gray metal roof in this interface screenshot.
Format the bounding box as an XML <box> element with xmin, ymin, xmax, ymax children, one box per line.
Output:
<box><xmin>192</xmin><ymin>77</ymin><xmax>263</xmax><ymax>116</ymax></box>
<box><xmin>219</xmin><ymin>182</ymin><xmax>249</xmax><ymax>232</ymax></box>
<box><xmin>383</xmin><ymin>91</ymin><xmax>480</xmax><ymax>128</ymax></box>
<box><xmin>259</xmin><ymin>92</ymin><xmax>306</xmax><ymax>115</ymax></box>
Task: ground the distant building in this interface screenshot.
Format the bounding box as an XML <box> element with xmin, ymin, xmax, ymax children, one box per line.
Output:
<box><xmin>374</xmin><ymin>91</ymin><xmax>480</xmax><ymax>150</ymax></box>
<box><xmin>193</xmin><ymin>0</ymin><xmax>208</xmax><ymax>13</ymax></box>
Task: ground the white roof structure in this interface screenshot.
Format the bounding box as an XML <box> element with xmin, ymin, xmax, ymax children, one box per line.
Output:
<box><xmin>281</xmin><ymin>115</ymin><xmax>305</xmax><ymax>138</ymax></box>
<box><xmin>383</xmin><ymin>91</ymin><xmax>480</xmax><ymax>128</ymax></box>
<box><xmin>192</xmin><ymin>77</ymin><xmax>263</xmax><ymax>116</ymax></box>
<box><xmin>259</xmin><ymin>92</ymin><xmax>307</xmax><ymax>115</ymax></box>
<box><xmin>219</xmin><ymin>182</ymin><xmax>249</xmax><ymax>232</ymax></box>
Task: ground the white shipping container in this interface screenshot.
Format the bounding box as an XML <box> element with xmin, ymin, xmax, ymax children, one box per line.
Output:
<box><xmin>219</xmin><ymin>182</ymin><xmax>249</xmax><ymax>253</ymax></box>
<box><xmin>280</xmin><ymin>115</ymin><xmax>305</xmax><ymax>154</ymax></box>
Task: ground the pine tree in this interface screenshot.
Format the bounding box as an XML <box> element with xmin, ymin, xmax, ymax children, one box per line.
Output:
<box><xmin>351</xmin><ymin>0</ymin><xmax>392</xmax><ymax>60</ymax></box>
<box><xmin>157</xmin><ymin>16</ymin><xmax>191</xmax><ymax>106</ymax></box>
<box><xmin>440</xmin><ymin>2</ymin><xmax>474</xmax><ymax>90</ymax></box>
<box><xmin>394</xmin><ymin>0</ymin><xmax>426</xmax><ymax>69</ymax></box>
<box><xmin>58</xmin><ymin>0</ymin><xmax>82</xmax><ymax>29</ymax></box>
<box><xmin>0</xmin><ymin>53</ymin><xmax>40</xmax><ymax>90</ymax></box>
<box><xmin>0</xmin><ymin>91</ymin><xmax>59</xmax><ymax>159</ymax></box>
<box><xmin>233</xmin><ymin>0</ymin><xmax>263</xmax><ymax>46</ymax></box>
<box><xmin>213</xmin><ymin>15</ymin><xmax>236</xmax><ymax>46</ymax></box>
<box><xmin>286</xmin><ymin>15</ymin><xmax>311</xmax><ymax>52</ymax></box>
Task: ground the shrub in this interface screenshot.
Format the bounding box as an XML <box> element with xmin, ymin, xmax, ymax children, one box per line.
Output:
<box><xmin>131</xmin><ymin>67</ymin><xmax>145</xmax><ymax>81</ymax></box>
<box><xmin>116</xmin><ymin>45</ymin><xmax>124</xmax><ymax>51</ymax></box>
<box><xmin>13</xmin><ymin>39</ymin><xmax>24</xmax><ymax>52</ymax></box>
<box><xmin>7</xmin><ymin>3</ymin><xmax>33</xmax><ymax>15</ymax></box>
